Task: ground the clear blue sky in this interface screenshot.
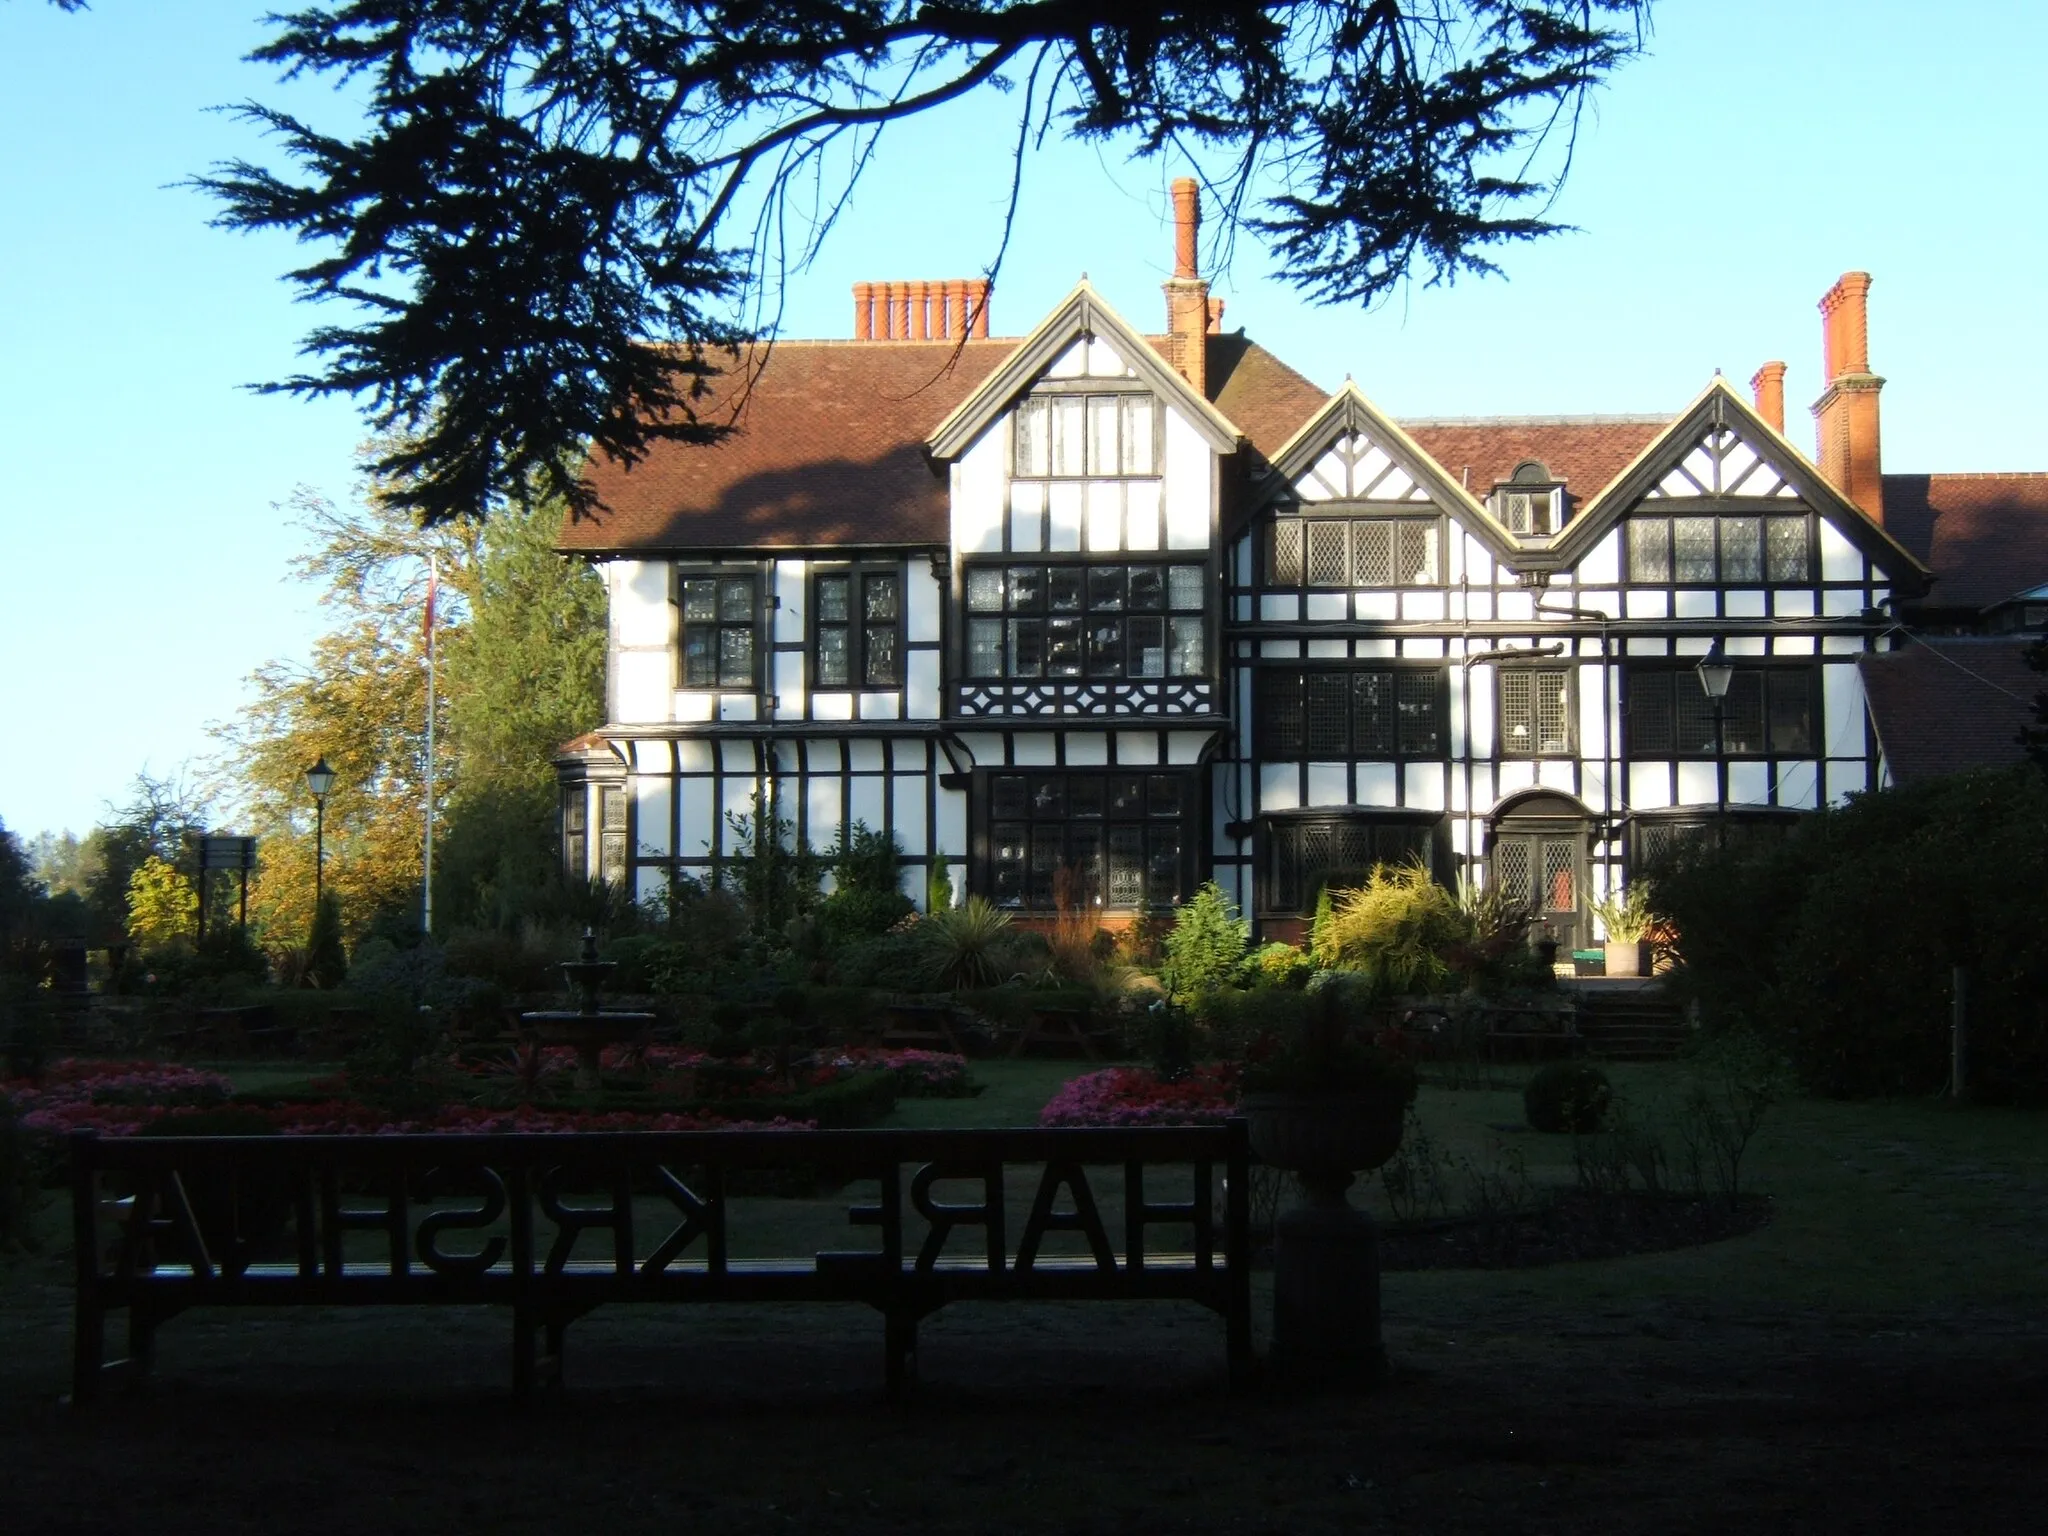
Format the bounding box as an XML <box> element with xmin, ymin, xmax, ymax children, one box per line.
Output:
<box><xmin>4</xmin><ymin>0</ymin><xmax>2044</xmax><ymax>841</ymax></box>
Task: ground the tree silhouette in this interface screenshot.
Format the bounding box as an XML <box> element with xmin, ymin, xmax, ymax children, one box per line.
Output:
<box><xmin>184</xmin><ymin>1</ymin><xmax>1650</xmax><ymax>525</ymax></box>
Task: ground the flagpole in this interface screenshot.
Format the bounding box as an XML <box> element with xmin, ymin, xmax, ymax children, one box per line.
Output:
<box><xmin>423</xmin><ymin>553</ymin><xmax>437</xmax><ymax>937</ymax></box>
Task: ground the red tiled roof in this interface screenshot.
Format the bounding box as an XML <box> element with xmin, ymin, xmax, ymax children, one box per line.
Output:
<box><xmin>1881</xmin><ymin>474</ymin><xmax>2048</xmax><ymax>612</ymax></box>
<box><xmin>1858</xmin><ymin>638</ymin><xmax>2041</xmax><ymax>783</ymax></box>
<box><xmin>1399</xmin><ymin>417</ymin><xmax>1668</xmax><ymax>510</ymax></box>
<box><xmin>1206</xmin><ymin>334</ymin><xmax>1328</xmax><ymax>461</ymax></box>
<box><xmin>565</xmin><ymin>340</ymin><xmax>1020</xmax><ymax>551</ymax></box>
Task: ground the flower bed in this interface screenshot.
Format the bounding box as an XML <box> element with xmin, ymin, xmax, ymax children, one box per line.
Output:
<box><xmin>1038</xmin><ymin>1065</ymin><xmax>1239</xmax><ymax>1128</ymax></box>
<box><xmin>7</xmin><ymin>1060</ymin><xmax>237</xmax><ymax>1137</ymax></box>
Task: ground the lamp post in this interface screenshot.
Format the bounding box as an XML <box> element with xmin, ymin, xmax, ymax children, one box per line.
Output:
<box><xmin>1695</xmin><ymin>640</ymin><xmax>1734</xmax><ymax>773</ymax></box>
<box><xmin>305</xmin><ymin>757</ymin><xmax>336</xmax><ymax>908</ymax></box>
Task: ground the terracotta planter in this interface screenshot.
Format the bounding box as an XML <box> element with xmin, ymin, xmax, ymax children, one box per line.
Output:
<box><xmin>1603</xmin><ymin>940</ymin><xmax>1643</xmax><ymax>979</ymax></box>
<box><xmin>1241</xmin><ymin>1089</ymin><xmax>1408</xmax><ymax>1178</ymax></box>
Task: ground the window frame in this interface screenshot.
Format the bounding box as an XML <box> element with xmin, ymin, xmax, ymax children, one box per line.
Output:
<box><xmin>1011</xmin><ymin>386</ymin><xmax>1162</xmax><ymax>480</ymax></box>
<box><xmin>976</xmin><ymin>768</ymin><xmax>1197</xmax><ymax>913</ymax></box>
<box><xmin>809</xmin><ymin>561</ymin><xmax>904</xmax><ymax>691</ymax></box>
<box><xmin>1259</xmin><ymin>811</ymin><xmax>1448</xmax><ymax>917</ymax></box>
<box><xmin>961</xmin><ymin>557</ymin><xmax>1210</xmax><ymax>683</ymax></box>
<box><xmin>1623</xmin><ymin>662</ymin><xmax>1820</xmax><ymax>759</ymax></box>
<box><xmin>1630</xmin><ymin>808</ymin><xmax>1805</xmax><ymax>871</ymax></box>
<box><xmin>1496</xmin><ymin>665</ymin><xmax>1578</xmax><ymax>758</ymax></box>
<box><xmin>1255</xmin><ymin>664</ymin><xmax>1448</xmax><ymax>760</ymax></box>
<box><xmin>677</xmin><ymin>568</ymin><xmax>762</xmax><ymax>691</ymax></box>
<box><xmin>1624</xmin><ymin>511</ymin><xmax>1814</xmax><ymax>586</ymax></box>
<box><xmin>1263</xmin><ymin>511</ymin><xmax>1446</xmax><ymax>590</ymax></box>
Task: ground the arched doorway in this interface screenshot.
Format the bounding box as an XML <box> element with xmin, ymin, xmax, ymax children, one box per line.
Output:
<box><xmin>1488</xmin><ymin>791</ymin><xmax>1593</xmax><ymax>951</ymax></box>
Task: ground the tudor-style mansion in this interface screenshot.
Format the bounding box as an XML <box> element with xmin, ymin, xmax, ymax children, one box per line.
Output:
<box><xmin>556</xmin><ymin>183</ymin><xmax>2048</xmax><ymax>946</ymax></box>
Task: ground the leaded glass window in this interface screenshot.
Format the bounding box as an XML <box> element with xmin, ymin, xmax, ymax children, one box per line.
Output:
<box><xmin>599</xmin><ymin>787</ymin><xmax>628</xmax><ymax>888</ymax></box>
<box><xmin>1625</xmin><ymin>664</ymin><xmax>1818</xmax><ymax>756</ymax></box>
<box><xmin>812</xmin><ymin>565</ymin><xmax>901</xmax><ymax>689</ymax></box>
<box><xmin>1258</xmin><ymin>668</ymin><xmax>1446</xmax><ymax>758</ymax></box>
<box><xmin>963</xmin><ymin>562</ymin><xmax>1206</xmax><ymax>679</ymax></box>
<box><xmin>1265</xmin><ymin>815</ymin><xmax>1441</xmax><ymax>914</ymax></box>
<box><xmin>681</xmin><ymin>573</ymin><xmax>757</xmax><ymax>689</ymax></box>
<box><xmin>1498</xmin><ymin>668</ymin><xmax>1574</xmax><ymax>756</ymax></box>
<box><xmin>986</xmin><ymin>771</ymin><xmax>1192</xmax><ymax>911</ymax></box>
<box><xmin>1267</xmin><ymin>516</ymin><xmax>1442</xmax><ymax>587</ymax></box>
<box><xmin>1629</xmin><ymin>512</ymin><xmax>1813</xmax><ymax>585</ymax></box>
<box><xmin>1627</xmin><ymin>519</ymin><xmax>1672</xmax><ymax>583</ymax></box>
<box><xmin>1012</xmin><ymin>393</ymin><xmax>1157</xmax><ymax>478</ymax></box>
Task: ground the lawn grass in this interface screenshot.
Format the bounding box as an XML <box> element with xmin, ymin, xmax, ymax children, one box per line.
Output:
<box><xmin>4</xmin><ymin>1053</ymin><xmax>2044</xmax><ymax>1531</ymax></box>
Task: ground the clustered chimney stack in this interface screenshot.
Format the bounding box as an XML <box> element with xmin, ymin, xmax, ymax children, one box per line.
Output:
<box><xmin>1811</xmin><ymin>271</ymin><xmax>1885</xmax><ymax>524</ymax></box>
<box><xmin>851</xmin><ymin>279</ymin><xmax>990</xmax><ymax>340</ymax></box>
<box><xmin>1161</xmin><ymin>177</ymin><xmax>1212</xmax><ymax>397</ymax></box>
<box><xmin>1750</xmin><ymin>360</ymin><xmax>1787</xmax><ymax>435</ymax></box>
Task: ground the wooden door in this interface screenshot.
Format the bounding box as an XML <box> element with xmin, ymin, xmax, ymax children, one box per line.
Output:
<box><xmin>1490</xmin><ymin>824</ymin><xmax>1588</xmax><ymax>950</ymax></box>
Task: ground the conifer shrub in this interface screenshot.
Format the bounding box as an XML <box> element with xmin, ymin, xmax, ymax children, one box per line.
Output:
<box><xmin>1161</xmin><ymin>882</ymin><xmax>1249</xmax><ymax>999</ymax></box>
<box><xmin>1523</xmin><ymin>1060</ymin><xmax>1613</xmax><ymax>1134</ymax></box>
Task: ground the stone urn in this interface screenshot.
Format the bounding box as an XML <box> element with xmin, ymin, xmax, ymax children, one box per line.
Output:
<box><xmin>1242</xmin><ymin>1086</ymin><xmax>1409</xmax><ymax>1386</ymax></box>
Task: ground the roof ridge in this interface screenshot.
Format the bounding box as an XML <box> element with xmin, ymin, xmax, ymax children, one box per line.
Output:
<box><xmin>1398</xmin><ymin>413</ymin><xmax>1674</xmax><ymax>426</ymax></box>
<box><xmin>1890</xmin><ymin>470</ymin><xmax>2048</xmax><ymax>481</ymax></box>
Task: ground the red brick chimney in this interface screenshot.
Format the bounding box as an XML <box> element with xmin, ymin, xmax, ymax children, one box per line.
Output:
<box><xmin>1749</xmin><ymin>360</ymin><xmax>1786</xmax><ymax>434</ymax></box>
<box><xmin>1161</xmin><ymin>177</ymin><xmax>1210</xmax><ymax>397</ymax></box>
<box><xmin>1812</xmin><ymin>272</ymin><xmax>1884</xmax><ymax>524</ymax></box>
<box><xmin>851</xmin><ymin>279</ymin><xmax>989</xmax><ymax>339</ymax></box>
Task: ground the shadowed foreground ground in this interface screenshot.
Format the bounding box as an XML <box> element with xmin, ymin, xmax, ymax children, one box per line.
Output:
<box><xmin>1</xmin><ymin>1268</ymin><xmax>2042</xmax><ymax>1534</ymax></box>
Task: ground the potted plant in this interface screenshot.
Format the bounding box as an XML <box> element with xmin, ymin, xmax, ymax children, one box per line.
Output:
<box><xmin>1589</xmin><ymin>885</ymin><xmax>1657</xmax><ymax>978</ymax></box>
<box><xmin>1239</xmin><ymin>977</ymin><xmax>1417</xmax><ymax>1384</ymax></box>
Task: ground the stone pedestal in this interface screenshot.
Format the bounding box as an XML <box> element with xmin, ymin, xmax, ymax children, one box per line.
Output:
<box><xmin>1268</xmin><ymin>1170</ymin><xmax>1388</xmax><ymax>1386</ymax></box>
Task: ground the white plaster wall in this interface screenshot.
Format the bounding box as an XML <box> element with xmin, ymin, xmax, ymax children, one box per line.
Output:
<box><xmin>1819</xmin><ymin>519</ymin><xmax>1861</xmax><ymax>582</ymax></box>
<box><xmin>906</xmin><ymin>651</ymin><xmax>942</xmax><ymax>719</ymax></box>
<box><xmin>774</xmin><ymin>560</ymin><xmax>806</xmax><ymax>645</ymax></box>
<box><xmin>1822</xmin><ymin>664</ymin><xmax>1866</xmax><ymax>758</ymax></box>
<box><xmin>614</xmin><ymin>652</ymin><xmax>673</xmax><ymax>723</ymax></box>
<box><xmin>1163</xmin><ymin>407</ymin><xmax>1212</xmax><ymax>549</ymax></box>
<box><xmin>613</xmin><ymin>561</ymin><xmax>673</xmax><ymax>646</ymax></box>
<box><xmin>953</xmin><ymin>426</ymin><xmax>1006</xmax><ymax>553</ymax></box>
<box><xmin>905</xmin><ymin>561</ymin><xmax>942</xmax><ymax>643</ymax></box>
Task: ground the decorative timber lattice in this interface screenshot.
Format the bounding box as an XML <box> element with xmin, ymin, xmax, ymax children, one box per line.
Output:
<box><xmin>954</xmin><ymin>680</ymin><xmax>1216</xmax><ymax>717</ymax></box>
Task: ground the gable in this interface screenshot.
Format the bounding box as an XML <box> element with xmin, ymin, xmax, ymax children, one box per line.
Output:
<box><xmin>1546</xmin><ymin>379</ymin><xmax>1929</xmax><ymax>591</ymax></box>
<box><xmin>1254</xmin><ymin>385</ymin><xmax>1520</xmax><ymax>566</ymax></box>
<box><xmin>927</xmin><ymin>282</ymin><xmax>1241</xmax><ymax>462</ymax></box>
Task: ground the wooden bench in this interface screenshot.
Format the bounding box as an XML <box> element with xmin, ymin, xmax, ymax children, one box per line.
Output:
<box><xmin>68</xmin><ymin>1123</ymin><xmax>1252</xmax><ymax>1403</ymax></box>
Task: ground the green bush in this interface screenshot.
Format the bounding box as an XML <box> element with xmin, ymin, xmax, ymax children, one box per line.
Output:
<box><xmin>307</xmin><ymin>890</ymin><xmax>348</xmax><ymax>990</ymax></box>
<box><xmin>1243</xmin><ymin>941</ymin><xmax>1312</xmax><ymax>989</ymax></box>
<box><xmin>1522</xmin><ymin>1061</ymin><xmax>1613</xmax><ymax>1133</ymax></box>
<box><xmin>0</xmin><ymin>1094</ymin><xmax>45</xmax><ymax>1254</ymax></box>
<box><xmin>1316</xmin><ymin>861</ymin><xmax>1470</xmax><ymax>997</ymax></box>
<box><xmin>1161</xmin><ymin>882</ymin><xmax>1249</xmax><ymax>998</ymax></box>
<box><xmin>922</xmin><ymin>898</ymin><xmax>1016</xmax><ymax>990</ymax></box>
<box><xmin>1651</xmin><ymin>767</ymin><xmax>2048</xmax><ymax>1103</ymax></box>
<box><xmin>826</xmin><ymin>930</ymin><xmax>931</xmax><ymax>990</ymax></box>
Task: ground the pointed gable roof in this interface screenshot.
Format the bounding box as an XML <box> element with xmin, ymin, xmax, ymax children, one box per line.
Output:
<box><xmin>1254</xmin><ymin>382</ymin><xmax>1524</xmax><ymax>565</ymax></box>
<box><xmin>1542</xmin><ymin>377</ymin><xmax>1930</xmax><ymax>589</ymax></box>
<box><xmin>926</xmin><ymin>281</ymin><xmax>1242</xmax><ymax>460</ymax></box>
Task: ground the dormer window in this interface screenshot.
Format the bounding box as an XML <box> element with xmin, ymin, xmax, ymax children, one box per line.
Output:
<box><xmin>1494</xmin><ymin>461</ymin><xmax>1564</xmax><ymax>537</ymax></box>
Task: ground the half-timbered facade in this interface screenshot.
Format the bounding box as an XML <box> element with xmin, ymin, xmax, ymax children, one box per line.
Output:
<box><xmin>557</xmin><ymin>183</ymin><xmax>2043</xmax><ymax>945</ymax></box>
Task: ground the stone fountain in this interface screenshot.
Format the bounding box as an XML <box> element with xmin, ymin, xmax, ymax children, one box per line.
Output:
<box><xmin>519</xmin><ymin>928</ymin><xmax>657</xmax><ymax>1093</ymax></box>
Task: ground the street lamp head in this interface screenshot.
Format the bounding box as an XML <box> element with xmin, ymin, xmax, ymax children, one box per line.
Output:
<box><xmin>305</xmin><ymin>756</ymin><xmax>337</xmax><ymax>801</ymax></box>
<box><xmin>1695</xmin><ymin>640</ymin><xmax>1735</xmax><ymax>701</ymax></box>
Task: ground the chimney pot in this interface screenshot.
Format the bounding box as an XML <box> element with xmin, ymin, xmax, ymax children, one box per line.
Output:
<box><xmin>1750</xmin><ymin>361</ymin><xmax>1786</xmax><ymax>434</ymax></box>
<box><xmin>853</xmin><ymin>282</ymin><xmax>874</xmax><ymax>340</ymax></box>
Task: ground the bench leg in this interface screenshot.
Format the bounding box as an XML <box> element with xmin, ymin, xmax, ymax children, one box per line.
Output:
<box><xmin>884</xmin><ymin>1310</ymin><xmax>917</xmax><ymax>1403</ymax></box>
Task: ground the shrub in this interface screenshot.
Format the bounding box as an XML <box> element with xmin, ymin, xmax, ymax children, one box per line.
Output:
<box><xmin>1651</xmin><ymin>767</ymin><xmax>2048</xmax><ymax>1103</ymax></box>
<box><xmin>922</xmin><ymin>898</ymin><xmax>1015</xmax><ymax>990</ymax></box>
<box><xmin>1244</xmin><ymin>941</ymin><xmax>1312</xmax><ymax>989</ymax></box>
<box><xmin>1523</xmin><ymin>1060</ymin><xmax>1613</xmax><ymax>1133</ymax></box>
<box><xmin>307</xmin><ymin>890</ymin><xmax>348</xmax><ymax>989</ymax></box>
<box><xmin>1161</xmin><ymin>882</ymin><xmax>1249</xmax><ymax>998</ymax></box>
<box><xmin>1240</xmin><ymin>977</ymin><xmax>1417</xmax><ymax>1103</ymax></box>
<box><xmin>1317</xmin><ymin>861</ymin><xmax>1470</xmax><ymax>997</ymax></box>
<box><xmin>0</xmin><ymin>1093</ymin><xmax>44</xmax><ymax>1253</ymax></box>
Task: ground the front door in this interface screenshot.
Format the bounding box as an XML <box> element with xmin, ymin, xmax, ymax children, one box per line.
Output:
<box><xmin>1490</xmin><ymin>800</ymin><xmax>1590</xmax><ymax>951</ymax></box>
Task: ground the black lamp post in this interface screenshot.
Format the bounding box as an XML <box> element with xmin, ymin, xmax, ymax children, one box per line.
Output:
<box><xmin>305</xmin><ymin>757</ymin><xmax>336</xmax><ymax>908</ymax></box>
<box><xmin>1695</xmin><ymin>640</ymin><xmax>1735</xmax><ymax>756</ymax></box>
